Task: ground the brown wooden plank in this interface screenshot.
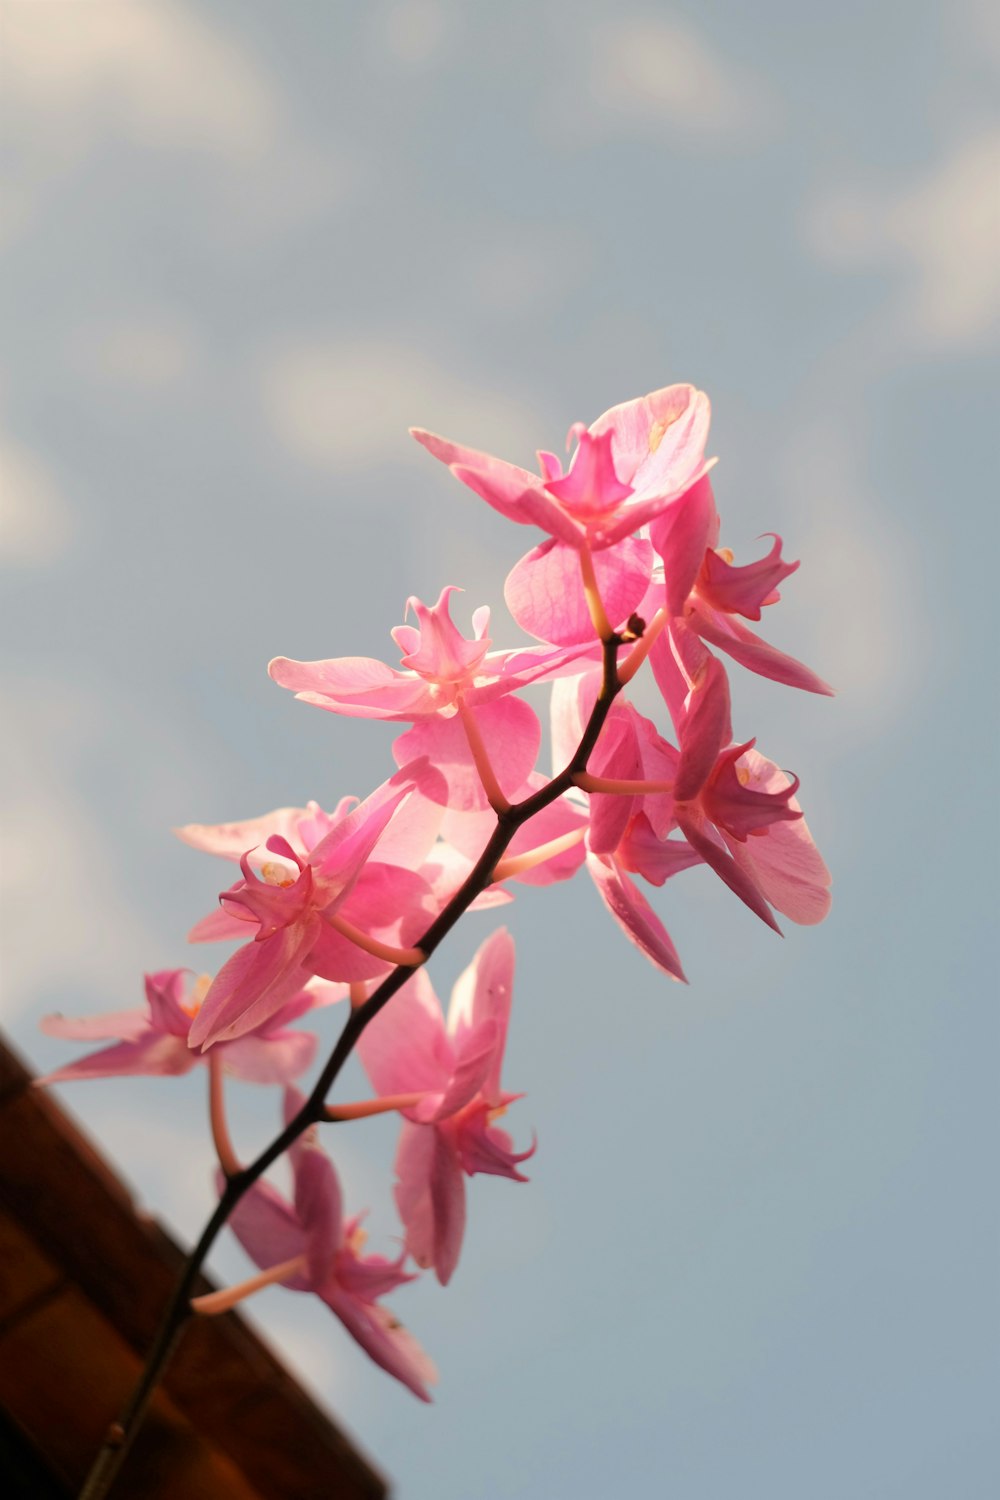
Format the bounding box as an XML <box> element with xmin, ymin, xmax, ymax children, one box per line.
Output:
<box><xmin>0</xmin><ymin>1034</ymin><xmax>389</xmax><ymax>1497</ymax></box>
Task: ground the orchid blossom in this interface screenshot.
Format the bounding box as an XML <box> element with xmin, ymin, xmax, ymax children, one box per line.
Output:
<box><xmin>197</xmin><ymin>1090</ymin><xmax>437</xmax><ymax>1402</ymax></box>
<box><xmin>357</xmin><ymin>929</ymin><xmax>532</xmax><ymax>1284</ymax></box>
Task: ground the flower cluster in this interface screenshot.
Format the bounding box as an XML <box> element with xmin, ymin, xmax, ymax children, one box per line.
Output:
<box><xmin>41</xmin><ymin>383</ymin><xmax>831</xmax><ymax>1407</ymax></box>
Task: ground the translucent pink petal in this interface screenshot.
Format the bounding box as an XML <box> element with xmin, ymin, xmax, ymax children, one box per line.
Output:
<box><xmin>268</xmin><ymin>653</ymin><xmax>438</xmax><ymax>720</ymax></box>
<box><xmin>225</xmin><ymin>1178</ymin><xmax>312</xmax><ymax>1292</ymax></box>
<box><xmin>423</xmin><ymin>1020</ymin><xmax>498</xmax><ymax>1123</ymax></box>
<box><xmin>701</xmin><ymin>740</ymin><xmax>802</xmax><ymax>841</ymax></box>
<box><xmin>586</xmin><ymin>853</ymin><xmax>687</xmax><ymax>981</ymax></box>
<box><xmin>549</xmin><ymin>671</ymin><xmax>595</xmax><ymax>771</ymax></box>
<box><xmin>188</xmin><ymin>905</ymin><xmax>254</xmax><ymax>944</ymax></box>
<box><xmin>673</xmin><ymin>657</ymin><xmax>732</xmax><ymax>801</ymax></box>
<box><xmin>322</xmin><ymin>1288</ymin><xmax>436</xmax><ymax>1401</ymax></box>
<box><xmin>357</xmin><ymin>968</ymin><xmax>453</xmax><ymax>1098</ymax></box>
<box><xmin>427</xmin><ymin>1129</ymin><xmax>467</xmax><ymax>1286</ymax></box>
<box><xmin>307</xmin><ymin>864</ymin><xmax>436</xmax><ymax>983</ymax></box>
<box><xmin>497</xmin><ymin>790</ymin><xmax>588</xmax><ymax>887</ymax></box>
<box><xmin>393</xmin><ymin>696</ymin><xmax>540</xmax><ymax>812</ymax></box>
<box><xmin>40</xmin><ymin>1009</ymin><xmax>149</xmax><ymax>1043</ymax></box>
<box><xmin>292</xmin><ymin>1137</ymin><xmax>343</xmax><ymax>1281</ymax></box>
<box><xmin>722</xmin><ymin>749</ymin><xmax>831</xmax><ymax>925</ymax></box>
<box><xmin>674</xmin><ymin>811</ymin><xmax>782</xmax><ymax>933</ymax></box>
<box><xmin>175</xmin><ymin>806</ymin><xmax>307</xmax><ymax>862</ymax></box>
<box><xmin>35</xmin><ymin>1032</ymin><xmax>195</xmax><ymax>1085</ymax></box>
<box><xmin>688</xmin><ymin>603</ymin><xmax>835</xmax><ymax>696</ymax></box>
<box><xmin>697</xmin><ymin>535</ymin><xmax>799</xmax><ymax>620</ymax></box>
<box><xmin>586</xmin><ymin>710</ymin><xmax>642</xmax><ymax>856</ymax></box>
<box><xmin>587</xmin><ymin>384</ymin><xmax>711</xmax><ymax>494</ymax></box>
<box><xmin>648</xmin><ymin>619</ymin><xmax>716</xmax><ymax>742</ymax></box>
<box><xmin>544</xmin><ymin>427</ymin><xmax>633</xmax><ymax>518</ymax></box>
<box><xmin>189</xmin><ymin>924</ymin><xmax>321</xmax><ymax>1048</ymax></box>
<box><xmin>221</xmin><ymin>1028</ymin><xmax>317</xmax><ymax>1084</ymax></box>
<box><xmin>393</xmin><ymin>1121</ymin><xmax>438</xmax><ymax>1270</ymax></box>
<box><xmin>647</xmin><ymin>473</ymin><xmax>719</xmax><ymax>616</ymax></box>
<box><xmin>307</xmin><ymin>774</ymin><xmax>414</xmax><ymax>888</ymax></box>
<box><xmin>394</xmin><ymin>587</ymin><xmax>492</xmax><ymax>682</ymax></box>
<box><xmin>336</xmin><ymin>1238</ymin><xmax>414</xmax><ymax>1300</ymax></box>
<box><xmin>617</xmin><ymin>817</ymin><xmax>702</xmax><ymax>887</ymax></box>
<box><xmin>454</xmin><ymin>1107</ymin><xmax>534</xmax><ymax>1180</ymax></box>
<box><xmin>446</xmin><ymin>927</ymin><xmax>515</xmax><ymax>1101</ymax></box>
<box><xmin>411</xmin><ymin>426</ymin><xmax>583</xmax><ymax>546</ymax></box>
<box><xmin>144</xmin><ymin>969</ymin><xmax>193</xmax><ymax>1038</ymax></box>
<box><xmin>504</xmin><ymin>536</ymin><xmax>653</xmax><ymax>645</ymax></box>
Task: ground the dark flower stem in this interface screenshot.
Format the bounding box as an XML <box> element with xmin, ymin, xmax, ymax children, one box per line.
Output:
<box><xmin>79</xmin><ymin>633</ymin><xmax>624</xmax><ymax>1500</ymax></box>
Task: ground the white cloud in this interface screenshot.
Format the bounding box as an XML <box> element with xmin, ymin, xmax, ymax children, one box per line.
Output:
<box><xmin>2</xmin><ymin>0</ymin><xmax>280</xmax><ymax>158</ymax></box>
<box><xmin>805</xmin><ymin>131</ymin><xmax>1000</xmax><ymax>348</ymax></box>
<box><xmin>776</xmin><ymin>420</ymin><xmax>927</xmax><ymax>733</ymax></box>
<box><xmin>372</xmin><ymin>0</ymin><xmax>454</xmax><ymax>71</ymax></box>
<box><xmin>260</xmin><ymin>338</ymin><xmax>542</xmax><ymax>474</ymax></box>
<box><xmin>548</xmin><ymin>12</ymin><xmax>779</xmax><ymax>146</ymax></box>
<box><xmin>0</xmin><ymin>679</ymin><xmax>161</xmax><ymax>1023</ymax></box>
<box><xmin>0</xmin><ymin>434</ymin><xmax>75</xmax><ymax>565</ymax></box>
<box><xmin>71</xmin><ymin>313</ymin><xmax>202</xmax><ymax>388</ymax></box>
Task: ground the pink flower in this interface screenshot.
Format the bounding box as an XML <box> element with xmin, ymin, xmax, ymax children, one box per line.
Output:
<box><xmin>38</xmin><ymin>969</ymin><xmax>331</xmax><ymax>1086</ymax></box>
<box><xmin>665</xmin><ymin>657</ymin><xmax>832</xmax><ymax>929</ymax></box>
<box><xmin>414</xmin><ymin>387</ymin><xmax>712</xmax><ymax>648</ymax></box>
<box><xmin>184</xmin><ymin>769</ymin><xmax>437</xmax><ymax>1049</ymax></box>
<box><xmin>357</xmin><ymin>929</ymin><xmax>533</xmax><ymax>1285</ymax></box>
<box><xmin>645</xmin><ymin>475</ymin><xmax>832</xmax><ymax>695</ymax></box>
<box><xmin>223</xmin><ymin>1090</ymin><xmax>437</xmax><ymax>1401</ymax></box>
<box><xmin>552</xmin><ymin>673</ymin><xmax>699</xmax><ymax>979</ymax></box>
<box><xmin>412</xmin><ymin>384</ymin><xmax>711</xmax><ymax>552</ymax></box>
<box><xmin>269</xmin><ymin>586</ymin><xmax>593</xmax><ymax>812</ymax></box>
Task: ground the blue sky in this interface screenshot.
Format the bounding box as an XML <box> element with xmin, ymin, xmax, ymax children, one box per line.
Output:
<box><xmin>2</xmin><ymin>3</ymin><xmax>997</xmax><ymax>1496</ymax></box>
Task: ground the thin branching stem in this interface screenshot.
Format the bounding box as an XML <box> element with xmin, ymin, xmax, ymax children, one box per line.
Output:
<box><xmin>79</xmin><ymin>632</ymin><xmax>624</xmax><ymax>1500</ymax></box>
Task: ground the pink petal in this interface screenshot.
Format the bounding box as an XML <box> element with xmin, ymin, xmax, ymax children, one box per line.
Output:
<box><xmin>585</xmin><ymin>710</ymin><xmax>642</xmax><ymax>856</ymax></box>
<box><xmin>446</xmin><ymin>927</ymin><xmax>515</xmax><ymax>1101</ymax></box>
<box><xmin>35</xmin><ymin>1032</ymin><xmax>195</xmax><ymax>1085</ymax></box>
<box><xmin>393</xmin><ymin>587</ymin><xmax>492</xmax><ymax>681</ymax></box>
<box><xmin>226</xmin><ymin>1178</ymin><xmax>312</xmax><ymax>1292</ymax></box>
<box><xmin>40</xmin><ymin>1008</ymin><xmax>149</xmax><ymax>1043</ymax></box>
<box><xmin>647</xmin><ymin>473</ymin><xmax>719</xmax><ymax>616</ymax></box>
<box><xmin>175</xmin><ymin>806</ymin><xmax>307</xmax><ymax>862</ymax></box>
<box><xmin>588</xmin><ymin>384</ymin><xmax>711</xmax><ymax>496</ymax></box>
<box><xmin>688</xmin><ymin>603</ymin><xmax>835</xmax><ymax>696</ymax></box>
<box><xmin>411</xmin><ymin>426</ymin><xmax>582</xmax><ymax>547</ymax></box>
<box><xmin>427</xmin><ymin>1129</ymin><xmax>467</xmax><ymax>1286</ymax></box>
<box><xmin>292</xmin><ymin>1137</ymin><xmax>343</xmax><ymax>1280</ymax></box>
<box><xmin>393</xmin><ymin>1121</ymin><xmax>438</xmax><ymax>1270</ymax></box>
<box><xmin>544</xmin><ymin>427</ymin><xmax>633</xmax><ymax>517</ymax></box>
<box><xmin>722</xmin><ymin>749</ymin><xmax>831</xmax><ymax>924</ymax></box>
<box><xmin>673</xmin><ymin>656</ymin><xmax>732</xmax><ymax>802</ymax></box>
<box><xmin>188</xmin><ymin>905</ymin><xmax>255</xmax><ymax>944</ymax></box>
<box><xmin>189</xmin><ymin>923</ymin><xmax>321</xmax><ymax>1048</ymax></box>
<box><xmin>268</xmin><ymin>654</ymin><xmax>437</xmax><ymax>720</ymax></box>
<box><xmin>423</xmin><ymin>1020</ymin><xmax>498</xmax><ymax>1123</ymax></box>
<box><xmin>357</xmin><ymin>968</ymin><xmax>453</xmax><ymax>1098</ymax></box>
<box><xmin>144</xmin><ymin>968</ymin><xmax>194</xmax><ymax>1038</ymax></box>
<box><xmin>696</xmin><ymin>535</ymin><xmax>799</xmax><ymax>621</ymax></box>
<box><xmin>393</xmin><ymin>696</ymin><xmax>541</xmax><ymax>812</ymax></box>
<box><xmin>674</xmin><ymin>811</ymin><xmax>782</xmax><ymax>932</ymax></box>
<box><xmin>617</xmin><ymin>817</ymin><xmax>701</xmax><ymax>886</ymax></box>
<box><xmin>497</xmin><ymin>790</ymin><xmax>588</xmax><ymax>887</ymax></box>
<box><xmin>322</xmin><ymin>1288</ymin><xmax>436</xmax><ymax>1401</ymax></box>
<box><xmin>221</xmin><ymin>1028</ymin><xmax>317</xmax><ymax>1084</ymax></box>
<box><xmin>504</xmin><ymin>535</ymin><xmax>653</xmax><ymax>645</ymax></box>
<box><xmin>586</xmin><ymin>852</ymin><xmax>687</xmax><ymax>981</ymax></box>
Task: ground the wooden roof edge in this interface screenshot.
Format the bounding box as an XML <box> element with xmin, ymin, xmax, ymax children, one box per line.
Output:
<box><xmin>0</xmin><ymin>1031</ymin><xmax>391</xmax><ymax>1499</ymax></box>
